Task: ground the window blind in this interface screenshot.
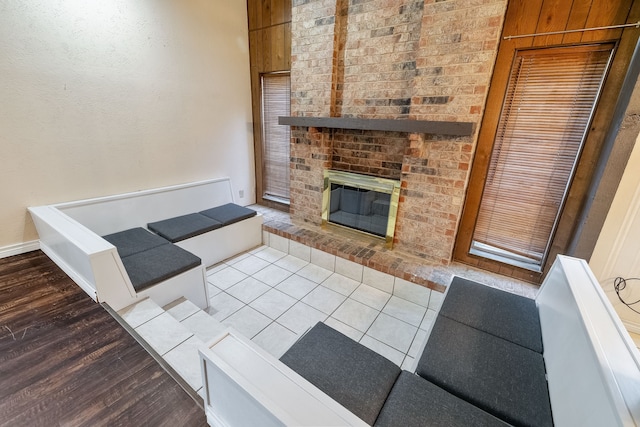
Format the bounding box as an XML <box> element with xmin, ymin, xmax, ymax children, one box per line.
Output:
<box><xmin>472</xmin><ymin>44</ymin><xmax>614</xmax><ymax>268</ymax></box>
<box><xmin>262</xmin><ymin>74</ymin><xmax>291</xmax><ymax>202</ymax></box>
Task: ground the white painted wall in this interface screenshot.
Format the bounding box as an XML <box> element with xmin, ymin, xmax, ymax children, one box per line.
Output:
<box><xmin>0</xmin><ymin>0</ymin><xmax>255</xmax><ymax>249</ymax></box>
<box><xmin>590</xmin><ymin>132</ymin><xmax>640</xmax><ymax>332</ymax></box>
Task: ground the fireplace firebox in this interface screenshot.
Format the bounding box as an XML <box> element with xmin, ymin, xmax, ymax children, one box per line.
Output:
<box><xmin>322</xmin><ymin>170</ymin><xmax>401</xmax><ymax>248</ymax></box>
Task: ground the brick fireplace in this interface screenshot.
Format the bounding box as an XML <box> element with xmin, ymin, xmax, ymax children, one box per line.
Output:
<box><xmin>286</xmin><ymin>0</ymin><xmax>507</xmax><ymax>265</ymax></box>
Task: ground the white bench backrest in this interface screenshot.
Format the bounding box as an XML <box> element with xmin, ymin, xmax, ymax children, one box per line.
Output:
<box><xmin>537</xmin><ymin>255</ymin><xmax>640</xmax><ymax>427</ymax></box>
<box><xmin>55</xmin><ymin>178</ymin><xmax>235</xmax><ymax>236</ymax></box>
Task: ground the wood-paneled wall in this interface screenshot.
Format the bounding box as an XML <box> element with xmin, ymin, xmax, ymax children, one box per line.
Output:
<box><xmin>247</xmin><ymin>0</ymin><xmax>291</xmax><ymax>209</ymax></box>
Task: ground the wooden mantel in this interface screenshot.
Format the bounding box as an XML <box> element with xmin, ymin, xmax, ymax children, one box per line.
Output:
<box><xmin>278</xmin><ymin>116</ymin><xmax>474</xmax><ymax>136</ymax></box>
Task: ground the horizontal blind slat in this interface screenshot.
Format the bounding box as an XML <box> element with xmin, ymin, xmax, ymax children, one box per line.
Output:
<box><xmin>262</xmin><ymin>74</ymin><xmax>291</xmax><ymax>201</ymax></box>
<box><xmin>473</xmin><ymin>44</ymin><xmax>613</xmax><ymax>264</ymax></box>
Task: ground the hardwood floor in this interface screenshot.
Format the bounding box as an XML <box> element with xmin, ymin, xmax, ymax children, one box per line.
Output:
<box><xmin>0</xmin><ymin>251</ymin><xmax>207</xmax><ymax>427</ymax></box>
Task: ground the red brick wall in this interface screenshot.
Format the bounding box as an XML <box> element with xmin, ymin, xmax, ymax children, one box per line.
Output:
<box><xmin>289</xmin><ymin>0</ymin><xmax>508</xmax><ymax>263</ymax></box>
<box><xmin>331</xmin><ymin>129</ymin><xmax>406</xmax><ymax>179</ymax></box>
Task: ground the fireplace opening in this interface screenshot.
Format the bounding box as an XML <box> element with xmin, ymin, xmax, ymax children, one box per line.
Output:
<box><xmin>322</xmin><ymin>170</ymin><xmax>400</xmax><ymax>248</ymax></box>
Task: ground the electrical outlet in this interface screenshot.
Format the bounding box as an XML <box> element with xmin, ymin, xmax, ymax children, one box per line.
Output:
<box><xmin>239</xmin><ymin>190</ymin><xmax>244</xmax><ymax>198</ymax></box>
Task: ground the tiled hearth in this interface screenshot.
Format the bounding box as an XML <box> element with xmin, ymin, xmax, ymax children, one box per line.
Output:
<box><xmin>253</xmin><ymin>204</ymin><xmax>538</xmax><ymax>298</ymax></box>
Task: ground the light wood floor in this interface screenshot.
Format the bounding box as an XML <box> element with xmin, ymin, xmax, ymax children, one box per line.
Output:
<box><xmin>0</xmin><ymin>251</ymin><xmax>206</xmax><ymax>427</ymax></box>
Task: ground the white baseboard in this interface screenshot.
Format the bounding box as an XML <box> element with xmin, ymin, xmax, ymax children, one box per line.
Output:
<box><xmin>0</xmin><ymin>240</ymin><xmax>40</xmax><ymax>259</ymax></box>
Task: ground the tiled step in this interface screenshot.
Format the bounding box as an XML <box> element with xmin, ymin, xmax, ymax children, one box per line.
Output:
<box><xmin>118</xmin><ymin>297</ymin><xmax>227</xmax><ymax>395</ymax></box>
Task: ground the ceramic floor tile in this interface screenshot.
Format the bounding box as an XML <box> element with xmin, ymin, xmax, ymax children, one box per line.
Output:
<box><xmin>250</xmin><ymin>288</ymin><xmax>297</xmax><ymax>320</ymax></box>
<box><xmin>230</xmin><ymin>255</ymin><xmax>271</xmax><ymax>276</ymax></box>
<box><xmin>207</xmin><ymin>283</ymin><xmax>222</xmax><ymax>298</ymax></box>
<box><xmin>301</xmin><ymin>286</ymin><xmax>347</xmax><ymax>315</ymax></box>
<box><xmin>367</xmin><ymin>313</ymin><xmax>417</xmax><ymax>353</ymax></box>
<box><xmin>332</xmin><ymin>299</ymin><xmax>380</xmax><ymax>333</ymax></box>
<box><xmin>362</xmin><ymin>267</ymin><xmax>394</xmax><ymax>293</ymax></box>
<box><xmin>310</xmin><ymin>248</ymin><xmax>336</xmax><ymax>271</ymax></box>
<box><xmin>223</xmin><ymin>306</ymin><xmax>271</xmax><ymax>339</ymax></box>
<box><xmin>249</xmin><ymin>245</ymin><xmax>268</xmax><ymax>255</ymax></box>
<box><xmin>207</xmin><ymin>292</ymin><xmax>245</xmax><ymax>321</ymax></box>
<box><xmin>324</xmin><ymin>317</ymin><xmax>364</xmax><ymax>342</ymax></box>
<box><xmin>288</xmin><ymin>240</ymin><xmax>311</xmax><ymax>262</ymax></box>
<box><xmin>419</xmin><ymin>309</ymin><xmax>437</xmax><ymax>331</ymax></box>
<box><xmin>382</xmin><ymin>296</ymin><xmax>426</xmax><ymax>327</ymax></box>
<box><xmin>254</xmin><ymin>247</ymin><xmax>287</xmax><ymax>263</ymax></box>
<box><xmin>429</xmin><ymin>291</ymin><xmax>445</xmax><ymax>311</ymax></box>
<box><xmin>408</xmin><ymin>328</ymin><xmax>428</xmax><ymax>359</ymax></box>
<box><xmin>277</xmin><ymin>302</ymin><xmax>327</xmax><ymax>335</ymax></box>
<box><xmin>252</xmin><ymin>264</ymin><xmax>293</xmax><ymax>287</ymax></box>
<box><xmin>334</xmin><ymin>257</ymin><xmax>364</xmax><ymax>282</ymax></box>
<box><xmin>350</xmin><ymin>284</ymin><xmax>392</xmax><ymax>311</ymax></box>
<box><xmin>164</xmin><ymin>298</ymin><xmax>200</xmax><ymax>322</ymax></box>
<box><xmin>226</xmin><ymin>277</ymin><xmax>270</xmax><ymax>304</ymax></box>
<box><xmin>393</xmin><ymin>278</ymin><xmax>432</xmax><ymax>308</ymax></box>
<box><xmin>269</xmin><ymin>234</ymin><xmax>289</xmax><ymax>253</ymax></box>
<box><xmin>163</xmin><ymin>335</ymin><xmax>206</xmax><ymax>391</ymax></box>
<box><xmin>135</xmin><ymin>312</ymin><xmax>193</xmax><ymax>355</ymax></box>
<box><xmin>275</xmin><ymin>275</ymin><xmax>318</xmax><ymax>300</ymax></box>
<box><xmin>321</xmin><ymin>273</ymin><xmax>360</xmax><ymax>296</ymax></box>
<box><xmin>224</xmin><ymin>252</ymin><xmax>251</xmax><ymax>265</ymax></box>
<box><xmin>251</xmin><ymin>322</ymin><xmax>299</xmax><ymax>358</ymax></box>
<box><xmin>181</xmin><ymin>310</ymin><xmax>227</xmax><ymax>342</ymax></box>
<box><xmin>274</xmin><ymin>255</ymin><xmax>309</xmax><ymax>273</ymax></box>
<box><xmin>401</xmin><ymin>355</ymin><xmax>416</xmax><ymax>372</ymax></box>
<box><xmin>359</xmin><ymin>335</ymin><xmax>404</xmax><ymax>366</ymax></box>
<box><xmin>206</xmin><ymin>263</ymin><xmax>227</xmax><ymax>275</ymax></box>
<box><xmin>296</xmin><ymin>263</ymin><xmax>333</xmax><ymax>284</ymax></box>
<box><xmin>118</xmin><ymin>298</ymin><xmax>163</xmax><ymax>329</ymax></box>
<box><xmin>207</xmin><ymin>267</ymin><xmax>248</xmax><ymax>290</ymax></box>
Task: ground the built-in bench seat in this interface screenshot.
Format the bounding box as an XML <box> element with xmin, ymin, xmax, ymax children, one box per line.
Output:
<box><xmin>279</xmin><ymin>276</ymin><xmax>552</xmax><ymax>426</ymax></box>
<box><xmin>438</xmin><ymin>277</ymin><xmax>543</xmax><ymax>353</ymax></box>
<box><xmin>280</xmin><ymin>322</ymin><xmax>509</xmax><ymax>427</ymax></box>
<box><xmin>29</xmin><ymin>178</ymin><xmax>263</xmax><ymax>311</ymax></box>
<box><xmin>102</xmin><ymin>227</ymin><xmax>202</xmax><ymax>291</ymax></box>
<box><xmin>197</xmin><ymin>256</ymin><xmax>640</xmax><ymax>427</ymax></box>
<box><xmin>416</xmin><ymin>315</ymin><xmax>551</xmax><ymax>427</ymax></box>
<box><xmin>102</xmin><ymin>204</ymin><xmax>256</xmax><ymax>293</ymax></box>
<box><xmin>147</xmin><ymin>203</ymin><xmax>257</xmax><ymax>243</ymax></box>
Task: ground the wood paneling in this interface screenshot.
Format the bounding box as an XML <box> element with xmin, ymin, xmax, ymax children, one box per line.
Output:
<box><xmin>0</xmin><ymin>251</ymin><xmax>206</xmax><ymax>427</ymax></box>
<box><xmin>247</xmin><ymin>0</ymin><xmax>292</xmax><ymax>209</ymax></box>
<box><xmin>454</xmin><ymin>0</ymin><xmax>639</xmax><ymax>282</ymax></box>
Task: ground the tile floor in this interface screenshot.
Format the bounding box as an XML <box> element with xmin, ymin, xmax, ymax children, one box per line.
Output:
<box><xmin>119</xmin><ymin>231</ymin><xmax>540</xmax><ymax>396</ymax></box>
<box><xmin>205</xmin><ymin>237</ymin><xmax>442</xmax><ymax>370</ymax></box>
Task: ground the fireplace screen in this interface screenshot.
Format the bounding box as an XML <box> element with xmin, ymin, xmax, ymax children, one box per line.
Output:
<box><xmin>322</xmin><ymin>170</ymin><xmax>400</xmax><ymax>248</ymax></box>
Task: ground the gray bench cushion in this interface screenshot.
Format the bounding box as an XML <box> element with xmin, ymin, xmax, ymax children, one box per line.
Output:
<box><xmin>148</xmin><ymin>213</ymin><xmax>222</xmax><ymax>243</ymax></box>
<box><xmin>416</xmin><ymin>315</ymin><xmax>552</xmax><ymax>427</ymax></box>
<box><xmin>199</xmin><ymin>203</ymin><xmax>256</xmax><ymax>226</ymax></box>
<box><xmin>440</xmin><ymin>276</ymin><xmax>543</xmax><ymax>353</ymax></box>
<box><xmin>121</xmin><ymin>243</ymin><xmax>201</xmax><ymax>291</ymax></box>
<box><xmin>102</xmin><ymin>227</ymin><xmax>169</xmax><ymax>258</ymax></box>
<box><xmin>375</xmin><ymin>371</ymin><xmax>510</xmax><ymax>427</ymax></box>
<box><xmin>280</xmin><ymin>322</ymin><xmax>400</xmax><ymax>425</ymax></box>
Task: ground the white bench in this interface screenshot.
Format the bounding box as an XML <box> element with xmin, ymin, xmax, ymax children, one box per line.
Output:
<box><xmin>199</xmin><ymin>256</ymin><xmax>640</xmax><ymax>426</ymax></box>
<box><xmin>29</xmin><ymin>178</ymin><xmax>262</xmax><ymax>311</ymax></box>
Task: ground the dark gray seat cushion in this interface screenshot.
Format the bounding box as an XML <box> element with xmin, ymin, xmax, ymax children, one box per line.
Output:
<box><xmin>440</xmin><ymin>276</ymin><xmax>543</xmax><ymax>353</ymax></box>
<box><xmin>121</xmin><ymin>243</ymin><xmax>201</xmax><ymax>291</ymax></box>
<box><xmin>280</xmin><ymin>322</ymin><xmax>400</xmax><ymax>425</ymax></box>
<box><xmin>148</xmin><ymin>213</ymin><xmax>222</xmax><ymax>243</ymax></box>
<box><xmin>416</xmin><ymin>315</ymin><xmax>552</xmax><ymax>427</ymax></box>
<box><xmin>375</xmin><ymin>371</ymin><xmax>510</xmax><ymax>427</ymax></box>
<box><xmin>199</xmin><ymin>203</ymin><xmax>256</xmax><ymax>226</ymax></box>
<box><xmin>102</xmin><ymin>227</ymin><xmax>169</xmax><ymax>258</ymax></box>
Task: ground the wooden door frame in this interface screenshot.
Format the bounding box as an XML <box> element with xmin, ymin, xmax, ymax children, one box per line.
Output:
<box><xmin>453</xmin><ymin>0</ymin><xmax>640</xmax><ymax>283</ymax></box>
